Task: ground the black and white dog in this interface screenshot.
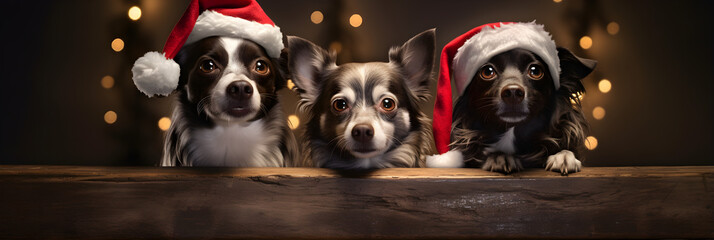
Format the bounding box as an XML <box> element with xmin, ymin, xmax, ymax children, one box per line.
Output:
<box><xmin>162</xmin><ymin>36</ymin><xmax>297</xmax><ymax>167</ymax></box>
<box><xmin>287</xmin><ymin>30</ymin><xmax>436</xmax><ymax>169</ymax></box>
<box><xmin>428</xmin><ymin>22</ymin><xmax>595</xmax><ymax>174</ymax></box>
<box><xmin>131</xmin><ymin>4</ymin><xmax>297</xmax><ymax>167</ymax></box>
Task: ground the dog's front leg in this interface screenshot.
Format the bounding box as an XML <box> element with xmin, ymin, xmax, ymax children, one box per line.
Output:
<box><xmin>481</xmin><ymin>152</ymin><xmax>523</xmax><ymax>173</ymax></box>
<box><xmin>545</xmin><ymin>150</ymin><xmax>582</xmax><ymax>174</ymax></box>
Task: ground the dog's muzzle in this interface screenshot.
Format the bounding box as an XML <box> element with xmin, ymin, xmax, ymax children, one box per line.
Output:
<box><xmin>226</xmin><ymin>80</ymin><xmax>254</xmax><ymax>117</ymax></box>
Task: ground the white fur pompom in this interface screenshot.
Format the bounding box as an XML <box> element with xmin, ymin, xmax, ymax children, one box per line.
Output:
<box><xmin>426</xmin><ymin>150</ymin><xmax>465</xmax><ymax>168</ymax></box>
<box><xmin>131</xmin><ymin>51</ymin><xmax>180</xmax><ymax>97</ymax></box>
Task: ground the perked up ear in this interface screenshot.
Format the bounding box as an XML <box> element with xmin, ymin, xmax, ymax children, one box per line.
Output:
<box><xmin>557</xmin><ymin>47</ymin><xmax>597</xmax><ymax>80</ymax></box>
<box><xmin>286</xmin><ymin>36</ymin><xmax>335</xmax><ymax>106</ymax></box>
<box><xmin>389</xmin><ymin>29</ymin><xmax>436</xmax><ymax>100</ymax></box>
<box><xmin>272</xmin><ymin>48</ymin><xmax>290</xmax><ymax>91</ymax></box>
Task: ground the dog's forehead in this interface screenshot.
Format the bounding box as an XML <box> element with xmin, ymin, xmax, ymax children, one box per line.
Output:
<box><xmin>220</xmin><ymin>37</ymin><xmax>270</xmax><ymax>64</ymax></box>
<box><xmin>490</xmin><ymin>48</ymin><xmax>544</xmax><ymax>69</ymax></box>
<box><xmin>332</xmin><ymin>63</ymin><xmax>396</xmax><ymax>103</ymax></box>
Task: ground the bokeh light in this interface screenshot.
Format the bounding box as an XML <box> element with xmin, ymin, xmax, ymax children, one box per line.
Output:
<box><xmin>585</xmin><ymin>136</ymin><xmax>598</xmax><ymax>150</ymax></box>
<box><xmin>349</xmin><ymin>14</ymin><xmax>363</xmax><ymax>27</ymax></box>
<box><xmin>104</xmin><ymin>111</ymin><xmax>117</xmax><ymax>124</ymax></box>
<box><xmin>579</xmin><ymin>36</ymin><xmax>593</xmax><ymax>49</ymax></box>
<box><xmin>570</xmin><ymin>92</ymin><xmax>584</xmax><ymax>106</ymax></box>
<box><xmin>101</xmin><ymin>75</ymin><xmax>114</xmax><ymax>89</ymax></box>
<box><xmin>288</xmin><ymin>115</ymin><xmax>300</xmax><ymax>130</ymax></box>
<box><xmin>598</xmin><ymin>79</ymin><xmax>612</xmax><ymax>93</ymax></box>
<box><xmin>329</xmin><ymin>41</ymin><xmax>342</xmax><ymax>54</ymax></box>
<box><xmin>310</xmin><ymin>11</ymin><xmax>323</xmax><ymax>24</ymax></box>
<box><xmin>592</xmin><ymin>106</ymin><xmax>606</xmax><ymax>120</ymax></box>
<box><xmin>607</xmin><ymin>22</ymin><xmax>620</xmax><ymax>35</ymax></box>
<box><xmin>158</xmin><ymin>117</ymin><xmax>171</xmax><ymax>131</ymax></box>
<box><xmin>111</xmin><ymin>38</ymin><xmax>124</xmax><ymax>52</ymax></box>
<box><xmin>128</xmin><ymin>6</ymin><xmax>142</xmax><ymax>21</ymax></box>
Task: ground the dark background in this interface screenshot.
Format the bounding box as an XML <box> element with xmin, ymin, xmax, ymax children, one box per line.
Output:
<box><xmin>1</xmin><ymin>0</ymin><xmax>712</xmax><ymax>166</ymax></box>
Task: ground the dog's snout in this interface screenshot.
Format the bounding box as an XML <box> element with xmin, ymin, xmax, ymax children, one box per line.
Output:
<box><xmin>501</xmin><ymin>84</ymin><xmax>525</xmax><ymax>104</ymax></box>
<box><xmin>351</xmin><ymin>124</ymin><xmax>374</xmax><ymax>143</ymax></box>
<box><xmin>227</xmin><ymin>80</ymin><xmax>253</xmax><ymax>100</ymax></box>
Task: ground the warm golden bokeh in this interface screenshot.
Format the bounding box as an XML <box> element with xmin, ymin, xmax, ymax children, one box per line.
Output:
<box><xmin>128</xmin><ymin>6</ymin><xmax>142</xmax><ymax>21</ymax></box>
<box><xmin>592</xmin><ymin>106</ymin><xmax>606</xmax><ymax>120</ymax></box>
<box><xmin>111</xmin><ymin>38</ymin><xmax>124</xmax><ymax>52</ymax></box>
<box><xmin>310</xmin><ymin>11</ymin><xmax>323</xmax><ymax>24</ymax></box>
<box><xmin>579</xmin><ymin>36</ymin><xmax>593</xmax><ymax>49</ymax></box>
<box><xmin>585</xmin><ymin>136</ymin><xmax>598</xmax><ymax>150</ymax></box>
<box><xmin>607</xmin><ymin>22</ymin><xmax>620</xmax><ymax>35</ymax></box>
<box><xmin>101</xmin><ymin>75</ymin><xmax>114</xmax><ymax>89</ymax></box>
<box><xmin>349</xmin><ymin>14</ymin><xmax>363</xmax><ymax>27</ymax></box>
<box><xmin>158</xmin><ymin>117</ymin><xmax>171</xmax><ymax>131</ymax></box>
<box><xmin>329</xmin><ymin>41</ymin><xmax>342</xmax><ymax>54</ymax></box>
<box><xmin>104</xmin><ymin>111</ymin><xmax>117</xmax><ymax>124</ymax></box>
<box><xmin>287</xmin><ymin>115</ymin><xmax>300</xmax><ymax>130</ymax></box>
<box><xmin>598</xmin><ymin>79</ymin><xmax>612</xmax><ymax>93</ymax></box>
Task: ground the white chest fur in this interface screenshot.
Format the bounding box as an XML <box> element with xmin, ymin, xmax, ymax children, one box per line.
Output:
<box><xmin>486</xmin><ymin>127</ymin><xmax>517</xmax><ymax>154</ymax></box>
<box><xmin>187</xmin><ymin>120</ymin><xmax>280</xmax><ymax>167</ymax></box>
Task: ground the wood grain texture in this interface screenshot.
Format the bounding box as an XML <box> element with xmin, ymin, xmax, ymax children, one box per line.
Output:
<box><xmin>1</xmin><ymin>165</ymin><xmax>713</xmax><ymax>239</ymax></box>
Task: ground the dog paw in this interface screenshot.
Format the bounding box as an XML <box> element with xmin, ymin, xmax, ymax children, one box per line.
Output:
<box><xmin>481</xmin><ymin>153</ymin><xmax>522</xmax><ymax>173</ymax></box>
<box><xmin>545</xmin><ymin>150</ymin><xmax>582</xmax><ymax>174</ymax></box>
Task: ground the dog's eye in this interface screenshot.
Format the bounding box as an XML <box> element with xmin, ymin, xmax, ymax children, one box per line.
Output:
<box><xmin>479</xmin><ymin>65</ymin><xmax>497</xmax><ymax>80</ymax></box>
<box><xmin>254</xmin><ymin>60</ymin><xmax>270</xmax><ymax>75</ymax></box>
<box><xmin>380</xmin><ymin>98</ymin><xmax>396</xmax><ymax>112</ymax></box>
<box><xmin>199</xmin><ymin>59</ymin><xmax>216</xmax><ymax>73</ymax></box>
<box><xmin>332</xmin><ymin>99</ymin><xmax>348</xmax><ymax>112</ymax></box>
<box><xmin>528</xmin><ymin>65</ymin><xmax>544</xmax><ymax>80</ymax></box>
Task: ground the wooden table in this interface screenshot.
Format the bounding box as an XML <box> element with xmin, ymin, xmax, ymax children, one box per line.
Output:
<box><xmin>1</xmin><ymin>165</ymin><xmax>712</xmax><ymax>239</ymax></box>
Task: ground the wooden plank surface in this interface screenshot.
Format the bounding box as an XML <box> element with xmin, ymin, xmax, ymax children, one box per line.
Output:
<box><xmin>1</xmin><ymin>165</ymin><xmax>712</xmax><ymax>239</ymax></box>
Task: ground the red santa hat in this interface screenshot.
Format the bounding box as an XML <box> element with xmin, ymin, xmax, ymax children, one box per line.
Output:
<box><xmin>432</xmin><ymin>22</ymin><xmax>561</xmax><ymax>155</ymax></box>
<box><xmin>131</xmin><ymin>0</ymin><xmax>284</xmax><ymax>97</ymax></box>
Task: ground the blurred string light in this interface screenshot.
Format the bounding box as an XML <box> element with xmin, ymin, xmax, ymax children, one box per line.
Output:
<box><xmin>158</xmin><ymin>117</ymin><xmax>171</xmax><ymax>131</ymax></box>
<box><xmin>104</xmin><ymin>111</ymin><xmax>117</xmax><ymax>124</ymax></box>
<box><xmin>570</xmin><ymin>92</ymin><xmax>584</xmax><ymax>106</ymax></box>
<box><xmin>310</xmin><ymin>11</ymin><xmax>323</xmax><ymax>24</ymax></box>
<box><xmin>579</xmin><ymin>36</ymin><xmax>592</xmax><ymax>49</ymax></box>
<box><xmin>287</xmin><ymin>115</ymin><xmax>300</xmax><ymax>130</ymax></box>
<box><xmin>598</xmin><ymin>79</ymin><xmax>612</xmax><ymax>93</ymax></box>
<box><xmin>349</xmin><ymin>14</ymin><xmax>362</xmax><ymax>27</ymax></box>
<box><xmin>128</xmin><ymin>6</ymin><xmax>142</xmax><ymax>21</ymax></box>
<box><xmin>101</xmin><ymin>75</ymin><xmax>115</xmax><ymax>89</ymax></box>
<box><xmin>286</xmin><ymin>79</ymin><xmax>295</xmax><ymax>90</ymax></box>
<box><xmin>607</xmin><ymin>22</ymin><xmax>620</xmax><ymax>35</ymax></box>
<box><xmin>329</xmin><ymin>41</ymin><xmax>342</xmax><ymax>54</ymax></box>
<box><xmin>553</xmin><ymin>2</ymin><xmax>618</xmax><ymax>153</ymax></box>
<box><xmin>111</xmin><ymin>38</ymin><xmax>124</xmax><ymax>52</ymax></box>
<box><xmin>592</xmin><ymin>106</ymin><xmax>606</xmax><ymax>120</ymax></box>
<box><xmin>585</xmin><ymin>136</ymin><xmax>598</xmax><ymax>150</ymax></box>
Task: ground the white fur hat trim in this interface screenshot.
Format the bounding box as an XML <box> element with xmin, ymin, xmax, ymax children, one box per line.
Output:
<box><xmin>186</xmin><ymin>10</ymin><xmax>283</xmax><ymax>59</ymax></box>
<box><xmin>131</xmin><ymin>51</ymin><xmax>180</xmax><ymax>97</ymax></box>
<box><xmin>426</xmin><ymin>150</ymin><xmax>465</xmax><ymax>168</ymax></box>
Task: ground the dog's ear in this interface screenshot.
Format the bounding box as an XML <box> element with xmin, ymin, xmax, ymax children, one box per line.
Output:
<box><xmin>272</xmin><ymin>48</ymin><xmax>290</xmax><ymax>91</ymax></box>
<box><xmin>287</xmin><ymin>36</ymin><xmax>334</xmax><ymax>104</ymax></box>
<box><xmin>557</xmin><ymin>47</ymin><xmax>597</xmax><ymax>80</ymax></box>
<box><xmin>389</xmin><ymin>29</ymin><xmax>436</xmax><ymax>100</ymax></box>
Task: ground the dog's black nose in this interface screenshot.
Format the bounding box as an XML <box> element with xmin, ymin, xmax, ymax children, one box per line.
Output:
<box><xmin>501</xmin><ymin>85</ymin><xmax>525</xmax><ymax>104</ymax></box>
<box><xmin>227</xmin><ymin>80</ymin><xmax>253</xmax><ymax>100</ymax></box>
<box><xmin>351</xmin><ymin>124</ymin><xmax>374</xmax><ymax>143</ymax></box>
